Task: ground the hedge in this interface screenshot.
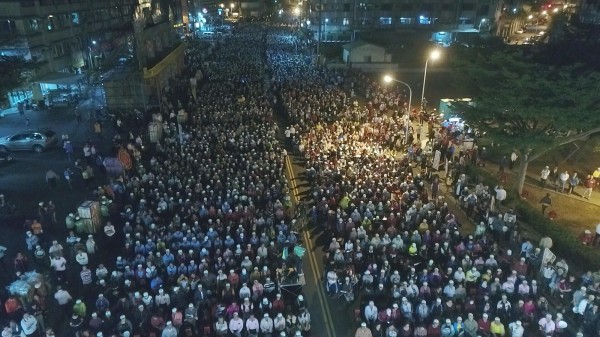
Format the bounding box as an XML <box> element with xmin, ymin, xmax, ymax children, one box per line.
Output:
<box><xmin>514</xmin><ymin>203</ymin><xmax>600</xmax><ymax>270</ymax></box>
<box><xmin>465</xmin><ymin>166</ymin><xmax>600</xmax><ymax>270</ymax></box>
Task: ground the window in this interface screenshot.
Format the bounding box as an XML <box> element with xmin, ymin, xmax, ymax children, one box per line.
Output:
<box><xmin>343</xmin><ymin>4</ymin><xmax>351</xmax><ymax>12</ymax></box>
<box><xmin>29</xmin><ymin>19</ymin><xmax>40</xmax><ymax>32</ymax></box>
<box><xmin>0</xmin><ymin>20</ymin><xmax>16</xmax><ymax>33</ymax></box>
<box><xmin>400</xmin><ymin>4</ymin><xmax>413</xmax><ymax>11</ymax></box>
<box><xmin>462</xmin><ymin>4</ymin><xmax>475</xmax><ymax>11</ymax></box>
<box><xmin>72</xmin><ymin>13</ymin><xmax>80</xmax><ymax>25</ymax></box>
<box><xmin>343</xmin><ymin>18</ymin><xmax>350</xmax><ymax>25</ymax></box>
<box><xmin>399</xmin><ymin>17</ymin><xmax>412</xmax><ymax>25</ymax></box>
<box><xmin>381</xmin><ymin>3</ymin><xmax>392</xmax><ymax>11</ymax></box>
<box><xmin>11</xmin><ymin>134</ymin><xmax>28</xmax><ymax>141</ymax></box>
<box><xmin>53</xmin><ymin>45</ymin><xmax>59</xmax><ymax>57</ymax></box>
<box><xmin>379</xmin><ymin>17</ymin><xmax>392</xmax><ymax>25</ymax></box>
<box><xmin>419</xmin><ymin>16</ymin><xmax>431</xmax><ymax>24</ymax></box>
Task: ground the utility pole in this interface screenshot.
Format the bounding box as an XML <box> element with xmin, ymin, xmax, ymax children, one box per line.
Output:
<box><xmin>317</xmin><ymin>0</ymin><xmax>322</xmax><ymax>59</ymax></box>
<box><xmin>352</xmin><ymin>0</ymin><xmax>357</xmax><ymax>41</ymax></box>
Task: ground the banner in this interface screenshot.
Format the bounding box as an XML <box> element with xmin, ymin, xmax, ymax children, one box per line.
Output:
<box><xmin>541</xmin><ymin>248</ymin><xmax>556</xmax><ymax>272</ymax></box>
<box><xmin>433</xmin><ymin>150</ymin><xmax>441</xmax><ymax>171</ymax></box>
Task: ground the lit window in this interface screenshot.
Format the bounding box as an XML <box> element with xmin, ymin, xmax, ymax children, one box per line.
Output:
<box><xmin>47</xmin><ymin>15</ymin><xmax>55</xmax><ymax>30</ymax></box>
<box><xmin>399</xmin><ymin>17</ymin><xmax>412</xmax><ymax>25</ymax></box>
<box><xmin>72</xmin><ymin>13</ymin><xmax>80</xmax><ymax>25</ymax></box>
<box><xmin>342</xmin><ymin>18</ymin><xmax>350</xmax><ymax>25</ymax></box>
<box><xmin>379</xmin><ymin>17</ymin><xmax>392</xmax><ymax>25</ymax></box>
<box><xmin>419</xmin><ymin>16</ymin><xmax>430</xmax><ymax>24</ymax></box>
<box><xmin>29</xmin><ymin>19</ymin><xmax>40</xmax><ymax>32</ymax></box>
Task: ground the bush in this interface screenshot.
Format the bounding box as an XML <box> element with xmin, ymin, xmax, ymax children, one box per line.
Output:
<box><xmin>465</xmin><ymin>165</ymin><xmax>600</xmax><ymax>270</ymax></box>
<box><xmin>465</xmin><ymin>166</ymin><xmax>516</xmax><ymax>205</ymax></box>
<box><xmin>514</xmin><ymin>203</ymin><xmax>600</xmax><ymax>270</ymax></box>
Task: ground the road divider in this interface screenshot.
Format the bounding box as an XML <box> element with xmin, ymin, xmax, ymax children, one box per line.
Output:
<box><xmin>284</xmin><ymin>155</ymin><xmax>337</xmax><ymax>337</ymax></box>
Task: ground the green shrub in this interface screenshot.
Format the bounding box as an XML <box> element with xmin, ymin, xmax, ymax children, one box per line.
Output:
<box><xmin>514</xmin><ymin>203</ymin><xmax>600</xmax><ymax>270</ymax></box>
<box><xmin>465</xmin><ymin>166</ymin><xmax>516</xmax><ymax>205</ymax></box>
<box><xmin>465</xmin><ymin>165</ymin><xmax>600</xmax><ymax>270</ymax></box>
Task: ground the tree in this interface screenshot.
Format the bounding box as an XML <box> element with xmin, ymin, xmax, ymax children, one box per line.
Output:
<box><xmin>452</xmin><ymin>45</ymin><xmax>600</xmax><ymax>194</ymax></box>
<box><xmin>0</xmin><ymin>56</ymin><xmax>37</xmax><ymax>105</ymax></box>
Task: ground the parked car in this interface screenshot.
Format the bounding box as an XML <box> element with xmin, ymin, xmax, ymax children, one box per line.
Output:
<box><xmin>0</xmin><ymin>152</ymin><xmax>13</xmax><ymax>164</ymax></box>
<box><xmin>0</xmin><ymin>130</ymin><xmax>58</xmax><ymax>153</ymax></box>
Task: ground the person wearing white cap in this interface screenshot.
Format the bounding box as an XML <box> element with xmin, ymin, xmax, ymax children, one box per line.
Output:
<box><xmin>214</xmin><ymin>316</ymin><xmax>228</xmax><ymax>336</ymax></box>
<box><xmin>260</xmin><ymin>313</ymin><xmax>273</xmax><ymax>336</ymax></box>
<box><xmin>478</xmin><ymin>314</ymin><xmax>491</xmax><ymax>335</ymax></box>
<box><xmin>538</xmin><ymin>314</ymin><xmax>555</xmax><ymax>335</ymax></box>
<box><xmin>490</xmin><ymin>317</ymin><xmax>505</xmax><ymax>336</ymax></box>
<box><xmin>298</xmin><ymin>307</ymin><xmax>311</xmax><ymax>334</ymax></box>
<box><xmin>162</xmin><ymin>321</ymin><xmax>177</xmax><ymax>337</ymax></box>
<box><xmin>463</xmin><ymin>313</ymin><xmax>478</xmax><ymax>337</ymax></box>
<box><xmin>508</xmin><ymin>320</ymin><xmax>524</xmax><ymax>337</ymax></box>
<box><xmin>273</xmin><ymin>313</ymin><xmax>286</xmax><ymax>333</ymax></box>
<box><xmin>229</xmin><ymin>312</ymin><xmax>244</xmax><ymax>337</ymax></box>
<box><xmin>440</xmin><ymin>318</ymin><xmax>455</xmax><ymax>336</ymax></box>
<box><xmin>116</xmin><ymin>315</ymin><xmax>132</xmax><ymax>336</ymax></box>
<box><xmin>355</xmin><ymin>322</ymin><xmax>372</xmax><ymax>337</ymax></box>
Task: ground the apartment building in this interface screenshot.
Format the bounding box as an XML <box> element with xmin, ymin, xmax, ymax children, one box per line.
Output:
<box><xmin>307</xmin><ymin>0</ymin><xmax>502</xmax><ymax>41</ymax></box>
<box><xmin>0</xmin><ymin>0</ymin><xmax>143</xmax><ymax>106</ymax></box>
<box><xmin>0</xmin><ymin>0</ymin><xmax>185</xmax><ymax>108</ymax></box>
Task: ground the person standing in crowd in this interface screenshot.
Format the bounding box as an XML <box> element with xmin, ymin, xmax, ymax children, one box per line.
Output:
<box><xmin>539</xmin><ymin>193</ymin><xmax>552</xmax><ymax>215</ymax></box>
<box><xmin>45</xmin><ymin>169</ymin><xmax>59</xmax><ymax>189</ymax></box>
<box><xmin>2</xmin><ymin>25</ymin><xmax>594</xmax><ymax>337</ymax></box>
<box><xmin>540</xmin><ymin>166</ymin><xmax>550</xmax><ymax>188</ymax></box>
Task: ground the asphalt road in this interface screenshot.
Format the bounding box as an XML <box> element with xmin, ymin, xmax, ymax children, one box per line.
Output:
<box><xmin>0</xmin><ymin>62</ymin><xmax>469</xmax><ymax>337</ymax></box>
<box><xmin>0</xmin><ymin>91</ymin><xmax>114</xmax><ymax>282</ymax></box>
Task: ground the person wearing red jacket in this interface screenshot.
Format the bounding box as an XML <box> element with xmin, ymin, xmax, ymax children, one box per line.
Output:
<box><xmin>478</xmin><ymin>313</ymin><xmax>491</xmax><ymax>336</ymax></box>
<box><xmin>427</xmin><ymin>319</ymin><xmax>441</xmax><ymax>337</ymax></box>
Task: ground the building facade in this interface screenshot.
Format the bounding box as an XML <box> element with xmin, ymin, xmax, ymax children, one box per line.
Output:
<box><xmin>0</xmin><ymin>0</ymin><xmax>184</xmax><ymax>107</ymax></box>
<box><xmin>306</xmin><ymin>0</ymin><xmax>502</xmax><ymax>41</ymax></box>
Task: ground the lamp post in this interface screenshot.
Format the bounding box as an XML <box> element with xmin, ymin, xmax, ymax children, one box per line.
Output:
<box><xmin>384</xmin><ymin>75</ymin><xmax>412</xmax><ymax>144</ymax></box>
<box><xmin>421</xmin><ymin>49</ymin><xmax>441</xmax><ymax>109</ymax></box>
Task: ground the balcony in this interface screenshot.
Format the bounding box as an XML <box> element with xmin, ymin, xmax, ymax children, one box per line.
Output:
<box><xmin>45</xmin><ymin>27</ymin><xmax>76</xmax><ymax>43</ymax></box>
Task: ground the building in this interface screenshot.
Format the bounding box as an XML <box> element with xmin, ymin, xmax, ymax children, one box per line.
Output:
<box><xmin>307</xmin><ymin>0</ymin><xmax>502</xmax><ymax>42</ymax></box>
<box><xmin>342</xmin><ymin>40</ymin><xmax>388</xmax><ymax>62</ymax></box>
<box><xmin>580</xmin><ymin>0</ymin><xmax>600</xmax><ymax>24</ymax></box>
<box><xmin>103</xmin><ymin>0</ymin><xmax>185</xmax><ymax>110</ymax></box>
<box><xmin>0</xmin><ymin>0</ymin><xmax>185</xmax><ymax>108</ymax></box>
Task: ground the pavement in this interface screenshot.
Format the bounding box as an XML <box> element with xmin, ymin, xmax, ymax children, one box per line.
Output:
<box><xmin>0</xmin><ymin>86</ymin><xmax>112</xmax><ymax>281</ymax></box>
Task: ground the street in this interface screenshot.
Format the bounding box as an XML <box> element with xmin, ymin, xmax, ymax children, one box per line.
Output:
<box><xmin>0</xmin><ymin>90</ymin><xmax>113</xmax><ymax>270</ymax></box>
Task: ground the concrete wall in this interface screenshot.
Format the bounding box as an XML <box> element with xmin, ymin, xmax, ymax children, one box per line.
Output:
<box><xmin>347</xmin><ymin>45</ymin><xmax>386</xmax><ymax>63</ymax></box>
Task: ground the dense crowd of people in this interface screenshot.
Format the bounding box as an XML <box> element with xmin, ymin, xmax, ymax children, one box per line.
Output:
<box><xmin>269</xmin><ymin>27</ymin><xmax>600</xmax><ymax>337</ymax></box>
<box><xmin>1</xmin><ymin>25</ymin><xmax>311</xmax><ymax>337</ymax></box>
<box><xmin>1</xmin><ymin>22</ymin><xmax>600</xmax><ymax>337</ymax></box>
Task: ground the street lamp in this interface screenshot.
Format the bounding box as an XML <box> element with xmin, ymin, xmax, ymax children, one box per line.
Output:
<box><xmin>383</xmin><ymin>75</ymin><xmax>412</xmax><ymax>144</ymax></box>
<box><xmin>421</xmin><ymin>49</ymin><xmax>441</xmax><ymax>109</ymax></box>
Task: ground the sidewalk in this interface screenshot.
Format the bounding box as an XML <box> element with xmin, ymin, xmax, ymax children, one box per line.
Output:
<box><xmin>483</xmin><ymin>161</ymin><xmax>600</xmax><ymax>207</ymax></box>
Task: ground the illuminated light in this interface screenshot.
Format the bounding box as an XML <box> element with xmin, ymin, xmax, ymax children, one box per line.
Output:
<box><xmin>202</xmin><ymin>8</ymin><xmax>208</xmax><ymax>14</ymax></box>
<box><xmin>92</xmin><ymin>40</ymin><xmax>97</xmax><ymax>45</ymax></box>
